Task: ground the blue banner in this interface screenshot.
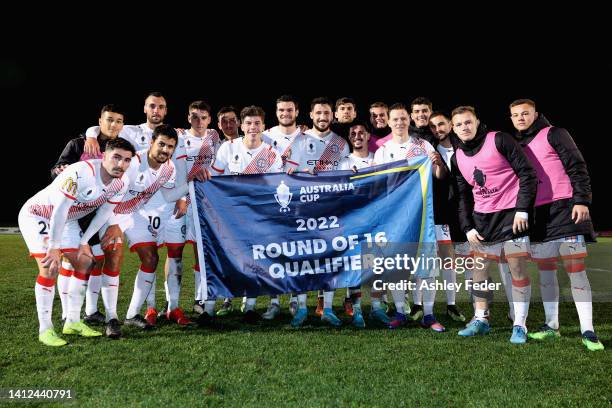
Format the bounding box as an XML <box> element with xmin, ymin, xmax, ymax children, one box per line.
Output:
<box><xmin>190</xmin><ymin>158</ymin><xmax>436</xmax><ymax>299</ymax></box>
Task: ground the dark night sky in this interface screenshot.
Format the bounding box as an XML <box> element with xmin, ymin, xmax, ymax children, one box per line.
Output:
<box><xmin>3</xmin><ymin>36</ymin><xmax>610</xmax><ymax>230</ymax></box>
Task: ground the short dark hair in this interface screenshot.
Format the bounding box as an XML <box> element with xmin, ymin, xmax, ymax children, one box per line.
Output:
<box><xmin>410</xmin><ymin>97</ymin><xmax>433</xmax><ymax>112</ymax></box>
<box><xmin>429</xmin><ymin>111</ymin><xmax>450</xmax><ymax>122</ymax></box>
<box><xmin>389</xmin><ymin>102</ymin><xmax>408</xmax><ymax>113</ymax></box>
<box><xmin>189</xmin><ymin>100</ymin><xmax>211</xmax><ymax>114</ymax></box>
<box><xmin>101</xmin><ymin>104</ymin><xmax>125</xmax><ymax>118</ymax></box>
<box><xmin>152</xmin><ymin>124</ymin><xmax>178</xmax><ymax>142</ymax></box>
<box><xmin>240</xmin><ymin>105</ymin><xmax>265</xmax><ymax>121</ymax></box>
<box><xmin>509</xmin><ymin>99</ymin><xmax>536</xmax><ymax>110</ymax></box>
<box><xmin>276</xmin><ymin>95</ymin><xmax>299</xmax><ymax>111</ymax></box>
<box><xmin>335</xmin><ymin>97</ymin><xmax>356</xmax><ymax>109</ymax></box>
<box><xmin>105</xmin><ymin>137</ymin><xmax>135</xmax><ymax>156</ymax></box>
<box><xmin>310</xmin><ymin>97</ymin><xmax>333</xmax><ymax>111</ymax></box>
<box><xmin>146</xmin><ymin>91</ymin><xmax>165</xmax><ymax>100</ymax></box>
<box><xmin>349</xmin><ymin>120</ymin><xmax>370</xmax><ymax>132</ymax></box>
<box><xmin>451</xmin><ymin>106</ymin><xmax>477</xmax><ymax>119</ymax></box>
<box><xmin>217</xmin><ymin>106</ymin><xmax>239</xmax><ymax>120</ymax></box>
<box><xmin>369</xmin><ymin>102</ymin><xmax>388</xmax><ymax>111</ymax></box>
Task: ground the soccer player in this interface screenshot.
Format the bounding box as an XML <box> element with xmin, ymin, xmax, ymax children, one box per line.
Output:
<box><xmin>18</xmin><ymin>138</ymin><xmax>134</xmax><ymax>346</ymax></box>
<box><xmin>285</xmin><ymin>97</ymin><xmax>351</xmax><ymax>328</ymax></box>
<box><xmin>164</xmin><ymin>101</ymin><xmax>221</xmax><ymax>321</ymax></box>
<box><xmin>450</xmin><ymin>106</ymin><xmax>537</xmax><ymax>344</ymax></box>
<box><xmin>373</xmin><ymin>103</ymin><xmax>447</xmax><ymax>330</ymax></box>
<box><xmin>510</xmin><ymin>99</ymin><xmax>603</xmax><ymax>351</ymax></box>
<box><xmin>100</xmin><ymin>125</ymin><xmax>195</xmax><ymax>333</ymax></box>
<box><xmin>368</xmin><ymin>102</ymin><xmax>391</xmax><ymax>152</ymax></box>
<box><xmin>208</xmin><ymin>105</ymin><xmax>283</xmax><ymax>324</ymax></box>
<box><xmin>257</xmin><ymin>95</ymin><xmax>304</xmax><ymax>319</ymax></box>
<box><xmin>50</xmin><ymin>104</ymin><xmax>126</xmax><ymax>326</ymax></box>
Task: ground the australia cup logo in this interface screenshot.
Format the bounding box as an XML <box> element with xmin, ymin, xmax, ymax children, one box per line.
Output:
<box><xmin>274</xmin><ymin>180</ymin><xmax>292</xmax><ymax>213</ymax></box>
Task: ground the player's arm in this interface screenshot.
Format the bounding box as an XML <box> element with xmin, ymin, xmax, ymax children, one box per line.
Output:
<box><xmin>51</xmin><ymin>139</ymin><xmax>81</xmax><ymax>179</ymax></box>
<box><xmin>210</xmin><ymin>142</ymin><xmax>229</xmax><ymax>176</ymax></box>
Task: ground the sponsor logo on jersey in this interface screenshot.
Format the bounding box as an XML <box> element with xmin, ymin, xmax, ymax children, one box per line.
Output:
<box><xmin>62</xmin><ymin>177</ymin><xmax>78</xmax><ymax>196</ymax></box>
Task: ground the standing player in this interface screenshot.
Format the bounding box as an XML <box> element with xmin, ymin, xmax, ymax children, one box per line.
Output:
<box><xmin>510</xmin><ymin>99</ymin><xmax>602</xmax><ymax>351</ymax></box>
<box><xmin>18</xmin><ymin>138</ymin><xmax>134</xmax><ymax>346</ymax></box>
<box><xmin>451</xmin><ymin>106</ymin><xmax>537</xmax><ymax>344</ymax></box>
<box><xmin>207</xmin><ymin>106</ymin><xmax>283</xmax><ymax>324</ymax></box>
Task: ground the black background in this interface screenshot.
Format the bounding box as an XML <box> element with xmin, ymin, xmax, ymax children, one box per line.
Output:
<box><xmin>2</xmin><ymin>16</ymin><xmax>609</xmax><ymax>230</ymax></box>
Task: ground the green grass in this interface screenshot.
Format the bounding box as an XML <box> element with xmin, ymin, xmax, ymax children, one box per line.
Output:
<box><xmin>1</xmin><ymin>235</ymin><xmax>611</xmax><ymax>407</ymax></box>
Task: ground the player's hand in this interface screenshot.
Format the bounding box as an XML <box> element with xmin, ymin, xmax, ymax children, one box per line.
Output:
<box><xmin>84</xmin><ymin>138</ymin><xmax>101</xmax><ymax>156</ymax></box>
<box><xmin>351</xmin><ymin>165</ymin><xmax>358</xmax><ymax>173</ymax></box>
<box><xmin>52</xmin><ymin>164</ymin><xmax>68</xmax><ymax>175</ymax></box>
<box><xmin>175</xmin><ymin>128</ymin><xmax>185</xmax><ymax>135</ymax></box>
<box><xmin>76</xmin><ymin>244</ymin><xmax>95</xmax><ymax>269</ymax></box>
<box><xmin>101</xmin><ymin>224</ymin><xmax>123</xmax><ymax>251</ymax></box>
<box><xmin>466</xmin><ymin>229</ymin><xmax>484</xmax><ymax>246</ymax></box>
<box><xmin>286</xmin><ymin>168</ymin><xmax>296</xmax><ymax>174</ymax></box>
<box><xmin>572</xmin><ymin>204</ymin><xmax>590</xmax><ymax>224</ymax></box>
<box><xmin>41</xmin><ymin>248</ymin><xmax>62</xmax><ymax>274</ymax></box>
<box><xmin>193</xmin><ymin>167</ymin><xmax>211</xmax><ymax>182</ymax></box>
<box><xmin>298</xmin><ymin>124</ymin><xmax>309</xmax><ymax>133</ymax></box>
<box><xmin>174</xmin><ymin>199</ymin><xmax>188</xmax><ymax>218</ymax></box>
<box><xmin>512</xmin><ymin>212</ymin><xmax>529</xmax><ymax>234</ymax></box>
<box><xmin>429</xmin><ymin>151</ymin><xmax>443</xmax><ymax>167</ymax></box>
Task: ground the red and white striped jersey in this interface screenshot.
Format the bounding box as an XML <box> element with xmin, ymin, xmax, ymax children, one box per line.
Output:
<box><xmin>25</xmin><ymin>160</ymin><xmax>127</xmax><ymax>220</ymax></box>
<box><xmin>286</xmin><ymin>130</ymin><xmax>349</xmax><ymax>172</ymax></box>
<box><xmin>262</xmin><ymin>126</ymin><xmax>302</xmax><ymax>166</ymax></box>
<box><xmin>174</xmin><ymin>129</ymin><xmax>221</xmax><ymax>181</ymax></box>
<box><xmin>373</xmin><ymin>136</ymin><xmax>435</xmax><ymax>164</ymax></box>
<box><xmin>211</xmin><ymin>137</ymin><xmax>283</xmax><ymax>175</ymax></box>
<box><xmin>114</xmin><ymin>151</ymin><xmax>176</xmax><ymax>214</ymax></box>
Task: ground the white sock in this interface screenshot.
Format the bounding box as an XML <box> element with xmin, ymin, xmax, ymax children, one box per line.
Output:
<box><xmin>67</xmin><ymin>271</ymin><xmax>89</xmax><ymax>324</ymax></box>
<box><xmin>85</xmin><ymin>268</ymin><xmax>102</xmax><ymax>316</ymax></box>
<box><xmin>498</xmin><ymin>262</ymin><xmax>515</xmax><ymax>319</ymax></box>
<box><xmin>57</xmin><ymin>262</ymin><xmax>73</xmax><ymax>320</ymax></box>
<box><xmin>145</xmin><ymin>272</ymin><xmax>156</xmax><ymax>309</ymax></box>
<box><xmin>194</xmin><ymin>268</ymin><xmax>201</xmax><ymax>301</ymax></box>
<box><xmin>270</xmin><ymin>296</ymin><xmax>280</xmax><ymax>306</ymax></box>
<box><xmin>412</xmin><ymin>278</ymin><xmax>423</xmax><ymax>305</ymax></box>
<box><xmin>289</xmin><ymin>295</ymin><xmax>298</xmax><ymax>304</ymax></box>
<box><xmin>101</xmin><ymin>269</ymin><xmax>120</xmax><ymax>322</ymax></box>
<box><xmin>512</xmin><ymin>277</ymin><xmax>531</xmax><ymax>329</ymax></box>
<box><xmin>323</xmin><ymin>291</ymin><xmax>334</xmax><ymax>309</ymax></box>
<box><xmin>442</xmin><ymin>269</ymin><xmax>456</xmax><ymax>305</ymax></box>
<box><xmin>475</xmin><ymin>308</ymin><xmax>488</xmax><ymax>322</ymax></box>
<box><xmin>245</xmin><ymin>297</ymin><xmax>256</xmax><ymax>311</ymax></box>
<box><xmin>165</xmin><ymin>258</ymin><xmax>182</xmax><ymax>311</ymax></box>
<box><xmin>126</xmin><ymin>267</ymin><xmax>156</xmax><ymax>319</ymax></box>
<box><xmin>568</xmin><ymin>270</ymin><xmax>594</xmax><ymax>333</ymax></box>
<box><xmin>297</xmin><ymin>293</ymin><xmax>307</xmax><ymax>309</ymax></box>
<box><xmin>35</xmin><ymin>275</ymin><xmax>55</xmax><ymax>333</ymax></box>
<box><xmin>422</xmin><ymin>277</ymin><xmax>436</xmax><ymax>316</ymax></box>
<box><xmin>464</xmin><ymin>268</ymin><xmax>474</xmax><ymax>303</ymax></box>
<box><xmin>390</xmin><ymin>289</ymin><xmax>405</xmax><ymax>314</ymax></box>
<box><xmin>538</xmin><ymin>269</ymin><xmax>559</xmax><ymax>330</ymax></box>
<box><xmin>204</xmin><ymin>300</ymin><xmax>216</xmax><ymax>316</ymax></box>
<box><xmin>382</xmin><ymin>293</ymin><xmax>389</xmax><ymax>303</ymax></box>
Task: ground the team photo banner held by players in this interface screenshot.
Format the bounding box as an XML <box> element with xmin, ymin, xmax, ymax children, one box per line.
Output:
<box><xmin>189</xmin><ymin>158</ymin><xmax>437</xmax><ymax>300</ymax></box>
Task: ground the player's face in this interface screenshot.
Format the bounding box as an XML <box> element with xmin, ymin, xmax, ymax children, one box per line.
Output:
<box><xmin>189</xmin><ymin>109</ymin><xmax>211</xmax><ymax>136</ymax></box>
<box><xmin>276</xmin><ymin>102</ymin><xmax>298</xmax><ymax>127</ymax></box>
<box><xmin>144</xmin><ymin>96</ymin><xmax>167</xmax><ymax>125</ymax></box>
<box><xmin>369</xmin><ymin>107</ymin><xmax>388</xmax><ymax>128</ymax></box>
<box><xmin>103</xmin><ymin>148</ymin><xmax>133</xmax><ymax>177</ymax></box>
<box><xmin>388</xmin><ymin>108</ymin><xmax>410</xmax><ymax>137</ymax></box>
<box><xmin>349</xmin><ymin>125</ymin><xmax>370</xmax><ymax>149</ymax></box>
<box><xmin>430</xmin><ymin>115</ymin><xmax>452</xmax><ymax>142</ymax></box>
<box><xmin>452</xmin><ymin>112</ymin><xmax>480</xmax><ymax>142</ymax></box>
<box><xmin>150</xmin><ymin>135</ymin><xmax>177</xmax><ymax>164</ymax></box>
<box><xmin>310</xmin><ymin>103</ymin><xmax>333</xmax><ymax>132</ymax></box>
<box><xmin>218</xmin><ymin>112</ymin><xmax>239</xmax><ymax>137</ymax></box>
<box><xmin>99</xmin><ymin>111</ymin><xmax>124</xmax><ymax>138</ymax></box>
<box><xmin>241</xmin><ymin>115</ymin><xmax>265</xmax><ymax>143</ymax></box>
<box><xmin>411</xmin><ymin>104</ymin><xmax>432</xmax><ymax>128</ymax></box>
<box><xmin>335</xmin><ymin>103</ymin><xmax>356</xmax><ymax>124</ymax></box>
<box><xmin>510</xmin><ymin>103</ymin><xmax>537</xmax><ymax>131</ymax></box>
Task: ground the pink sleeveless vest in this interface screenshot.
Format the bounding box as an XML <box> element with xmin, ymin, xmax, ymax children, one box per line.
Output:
<box><xmin>456</xmin><ymin>132</ymin><xmax>520</xmax><ymax>213</ymax></box>
<box><xmin>523</xmin><ymin>126</ymin><xmax>573</xmax><ymax>206</ymax></box>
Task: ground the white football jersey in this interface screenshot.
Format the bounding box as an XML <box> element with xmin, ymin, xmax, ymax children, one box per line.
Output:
<box><xmin>286</xmin><ymin>130</ymin><xmax>349</xmax><ymax>171</ymax></box>
<box><xmin>373</xmin><ymin>136</ymin><xmax>435</xmax><ymax>165</ymax></box>
<box><xmin>120</xmin><ymin>124</ymin><xmax>154</xmax><ymax>154</ymax></box>
<box><xmin>211</xmin><ymin>137</ymin><xmax>283</xmax><ymax>175</ymax></box>
<box><xmin>338</xmin><ymin>152</ymin><xmax>375</xmax><ymax>170</ymax></box>
<box><xmin>174</xmin><ymin>129</ymin><xmax>221</xmax><ymax>181</ymax></box>
<box><xmin>113</xmin><ymin>151</ymin><xmax>176</xmax><ymax>214</ymax></box>
<box><xmin>24</xmin><ymin>160</ymin><xmax>127</xmax><ymax>221</ymax></box>
<box><xmin>262</xmin><ymin>126</ymin><xmax>302</xmax><ymax>164</ymax></box>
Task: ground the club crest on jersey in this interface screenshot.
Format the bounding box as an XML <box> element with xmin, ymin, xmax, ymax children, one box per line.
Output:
<box><xmin>274</xmin><ymin>180</ymin><xmax>292</xmax><ymax>213</ymax></box>
<box><xmin>409</xmin><ymin>146</ymin><xmax>426</xmax><ymax>157</ymax></box>
<box><xmin>61</xmin><ymin>177</ymin><xmax>78</xmax><ymax>196</ymax></box>
<box><xmin>330</xmin><ymin>144</ymin><xmax>340</xmax><ymax>154</ymax></box>
<box><xmin>256</xmin><ymin>158</ymin><xmax>268</xmax><ymax>170</ymax></box>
